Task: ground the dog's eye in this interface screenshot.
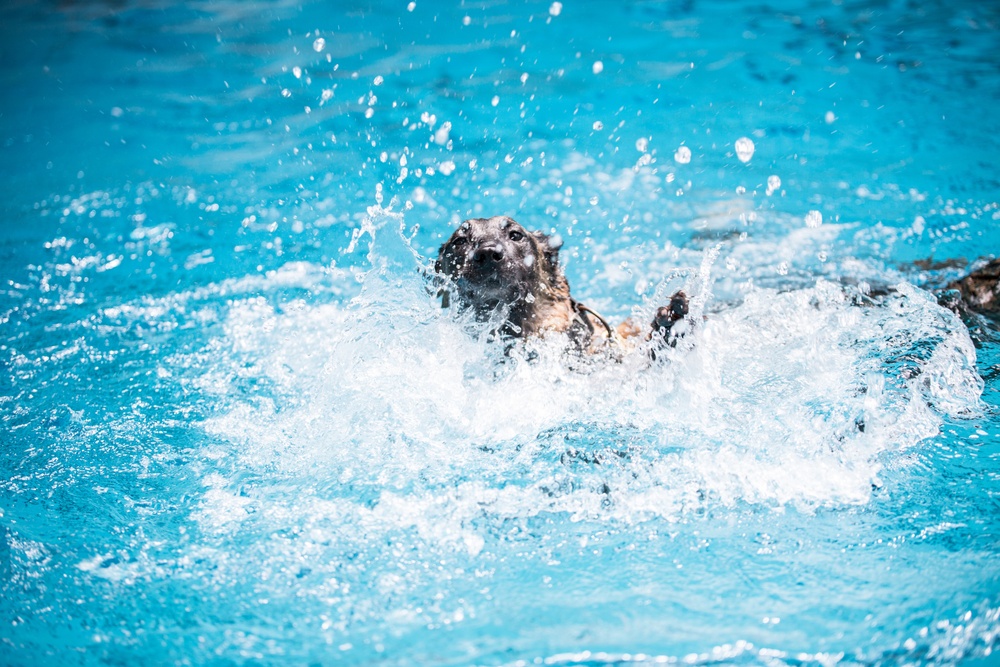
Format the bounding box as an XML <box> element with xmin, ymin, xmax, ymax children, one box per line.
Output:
<box><xmin>451</xmin><ymin>237</ymin><xmax>467</xmax><ymax>247</ymax></box>
<box><xmin>508</xmin><ymin>230</ymin><xmax>525</xmax><ymax>242</ymax></box>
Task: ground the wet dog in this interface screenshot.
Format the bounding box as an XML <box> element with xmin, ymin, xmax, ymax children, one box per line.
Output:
<box><xmin>435</xmin><ymin>215</ymin><xmax>689</xmax><ymax>357</ymax></box>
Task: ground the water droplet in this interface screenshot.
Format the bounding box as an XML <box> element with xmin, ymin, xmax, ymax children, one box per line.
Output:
<box><xmin>375</xmin><ymin>183</ymin><xmax>384</xmax><ymax>205</ymax></box>
<box><xmin>281</xmin><ymin>88</ymin><xmax>291</xmax><ymax>98</ymax></box>
<box><xmin>312</xmin><ymin>38</ymin><xmax>326</xmax><ymax>52</ymax></box>
<box><xmin>374</xmin><ymin>75</ymin><xmax>384</xmax><ymax>86</ymax></box>
<box><xmin>825</xmin><ymin>111</ymin><xmax>836</xmax><ymax>124</ymax></box>
<box><xmin>674</xmin><ymin>146</ymin><xmax>691</xmax><ymax>164</ymax></box>
<box><xmin>439</xmin><ymin>160</ymin><xmax>456</xmax><ymax>175</ymax></box>
<box><xmin>805</xmin><ymin>210</ymin><xmax>823</xmax><ymax>228</ymax></box>
<box><xmin>407</xmin><ymin>1</ymin><xmax>416</xmax><ymax>11</ymax></box>
<box><xmin>520</xmin><ymin>72</ymin><xmax>529</xmax><ymax>84</ymax></box>
<box><xmin>735</xmin><ymin>137</ymin><xmax>755</xmax><ymax>163</ymax></box>
<box><xmin>592</xmin><ymin>61</ymin><xmax>604</xmax><ymax>74</ymax></box>
<box><xmin>549</xmin><ymin>2</ymin><xmax>562</xmax><ymax>16</ymax></box>
<box><xmin>433</xmin><ymin>121</ymin><xmax>452</xmax><ymax>145</ymax></box>
<box><xmin>592</xmin><ymin>121</ymin><xmax>604</xmax><ymax>131</ymax></box>
<box><xmin>635</xmin><ymin>137</ymin><xmax>649</xmax><ymax>152</ymax></box>
<box><xmin>293</xmin><ymin>66</ymin><xmax>302</xmax><ymax>79</ymax></box>
<box><xmin>365</xmin><ymin>108</ymin><xmax>375</xmax><ymax>119</ymax></box>
<box><xmin>462</xmin><ymin>15</ymin><xmax>471</xmax><ymax>26</ymax></box>
<box><xmin>766</xmin><ymin>175</ymin><xmax>781</xmax><ymax>195</ymax></box>
<box><xmin>589</xmin><ymin>196</ymin><xmax>599</xmax><ymax>205</ymax></box>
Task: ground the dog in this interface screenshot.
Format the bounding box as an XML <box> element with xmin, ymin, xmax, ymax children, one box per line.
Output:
<box><xmin>435</xmin><ymin>215</ymin><xmax>689</xmax><ymax>357</ymax></box>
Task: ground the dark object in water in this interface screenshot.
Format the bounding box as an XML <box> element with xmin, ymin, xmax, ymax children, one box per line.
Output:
<box><xmin>945</xmin><ymin>258</ymin><xmax>1000</xmax><ymax>316</ymax></box>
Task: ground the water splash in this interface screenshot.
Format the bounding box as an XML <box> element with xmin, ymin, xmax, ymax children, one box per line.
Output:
<box><xmin>179</xmin><ymin>209</ymin><xmax>982</xmax><ymax>545</ymax></box>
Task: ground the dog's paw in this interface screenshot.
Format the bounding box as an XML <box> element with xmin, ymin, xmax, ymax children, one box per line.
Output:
<box><xmin>647</xmin><ymin>290</ymin><xmax>690</xmax><ymax>357</ymax></box>
<box><xmin>652</xmin><ymin>290</ymin><xmax>689</xmax><ymax>334</ymax></box>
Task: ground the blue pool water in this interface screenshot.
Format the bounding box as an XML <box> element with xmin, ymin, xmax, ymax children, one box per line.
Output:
<box><xmin>2</xmin><ymin>1</ymin><xmax>1000</xmax><ymax>665</ymax></box>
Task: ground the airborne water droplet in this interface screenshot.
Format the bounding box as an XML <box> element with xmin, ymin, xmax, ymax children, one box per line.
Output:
<box><xmin>674</xmin><ymin>146</ymin><xmax>691</xmax><ymax>164</ymax></box>
<box><xmin>767</xmin><ymin>175</ymin><xmax>781</xmax><ymax>195</ymax></box>
<box><xmin>735</xmin><ymin>136</ymin><xmax>755</xmax><ymax>163</ymax></box>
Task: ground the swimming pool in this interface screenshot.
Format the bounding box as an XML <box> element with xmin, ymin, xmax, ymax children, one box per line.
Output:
<box><xmin>2</xmin><ymin>0</ymin><xmax>999</xmax><ymax>664</ymax></box>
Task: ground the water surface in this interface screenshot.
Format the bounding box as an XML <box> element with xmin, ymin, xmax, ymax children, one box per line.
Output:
<box><xmin>1</xmin><ymin>1</ymin><xmax>999</xmax><ymax>665</ymax></box>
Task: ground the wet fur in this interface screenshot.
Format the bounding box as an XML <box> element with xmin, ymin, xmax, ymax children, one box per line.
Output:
<box><xmin>946</xmin><ymin>258</ymin><xmax>1000</xmax><ymax>316</ymax></box>
<box><xmin>435</xmin><ymin>215</ymin><xmax>686</xmax><ymax>356</ymax></box>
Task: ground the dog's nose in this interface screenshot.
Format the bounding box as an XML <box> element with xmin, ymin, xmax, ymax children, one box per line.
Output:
<box><xmin>472</xmin><ymin>245</ymin><xmax>504</xmax><ymax>264</ymax></box>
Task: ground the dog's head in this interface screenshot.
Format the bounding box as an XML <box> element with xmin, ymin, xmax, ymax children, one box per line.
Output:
<box><xmin>435</xmin><ymin>216</ymin><xmax>564</xmax><ymax>312</ymax></box>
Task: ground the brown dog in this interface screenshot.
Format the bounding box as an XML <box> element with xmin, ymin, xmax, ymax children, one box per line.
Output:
<box><xmin>435</xmin><ymin>215</ymin><xmax>688</xmax><ymax>356</ymax></box>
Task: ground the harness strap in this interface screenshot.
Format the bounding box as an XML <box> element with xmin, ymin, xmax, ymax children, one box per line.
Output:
<box><xmin>572</xmin><ymin>300</ymin><xmax>615</xmax><ymax>340</ymax></box>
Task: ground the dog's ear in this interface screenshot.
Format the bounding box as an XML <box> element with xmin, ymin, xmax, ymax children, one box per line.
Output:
<box><xmin>530</xmin><ymin>231</ymin><xmax>563</xmax><ymax>269</ymax></box>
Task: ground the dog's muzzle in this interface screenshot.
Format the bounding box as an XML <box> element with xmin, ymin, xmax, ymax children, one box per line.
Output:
<box><xmin>466</xmin><ymin>244</ymin><xmax>506</xmax><ymax>282</ymax></box>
